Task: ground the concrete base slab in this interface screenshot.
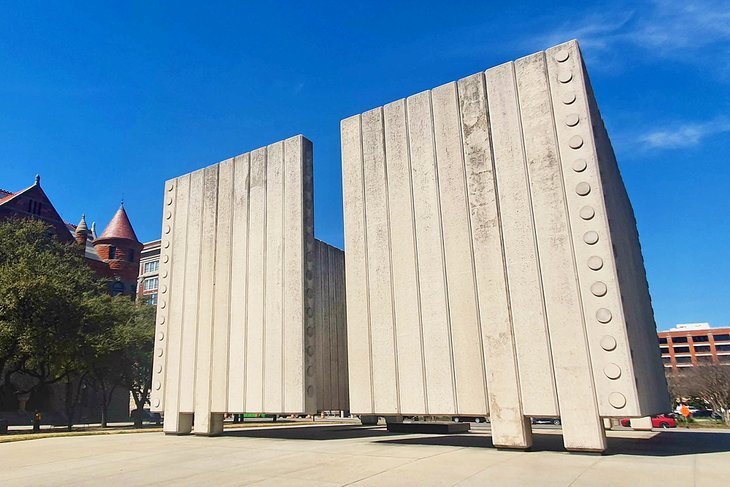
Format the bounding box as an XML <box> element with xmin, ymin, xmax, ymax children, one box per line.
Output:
<box><xmin>387</xmin><ymin>421</ymin><xmax>470</xmax><ymax>434</ymax></box>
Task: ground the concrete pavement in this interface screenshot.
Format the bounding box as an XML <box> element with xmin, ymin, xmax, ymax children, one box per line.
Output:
<box><xmin>1</xmin><ymin>423</ymin><xmax>728</xmax><ymax>486</ymax></box>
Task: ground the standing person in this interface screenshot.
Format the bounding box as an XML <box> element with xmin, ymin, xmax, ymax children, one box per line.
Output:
<box><xmin>32</xmin><ymin>410</ymin><xmax>42</xmax><ymax>433</ymax></box>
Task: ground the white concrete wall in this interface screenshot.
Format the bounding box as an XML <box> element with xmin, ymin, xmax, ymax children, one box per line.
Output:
<box><xmin>152</xmin><ymin>135</ymin><xmax>347</xmax><ymax>435</ymax></box>
<box><xmin>341</xmin><ymin>39</ymin><xmax>668</xmax><ymax>452</ymax></box>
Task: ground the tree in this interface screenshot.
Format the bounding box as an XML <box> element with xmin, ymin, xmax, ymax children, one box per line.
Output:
<box><xmin>0</xmin><ymin>218</ymin><xmax>101</xmax><ymax>414</ymax></box>
<box><xmin>692</xmin><ymin>363</ymin><xmax>730</xmax><ymax>424</ymax></box>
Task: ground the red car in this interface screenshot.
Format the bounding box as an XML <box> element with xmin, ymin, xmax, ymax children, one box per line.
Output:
<box><xmin>620</xmin><ymin>414</ymin><xmax>677</xmax><ymax>429</ymax></box>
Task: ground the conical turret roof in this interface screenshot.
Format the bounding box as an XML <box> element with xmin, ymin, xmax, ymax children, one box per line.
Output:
<box><xmin>96</xmin><ymin>204</ymin><xmax>140</xmax><ymax>244</ymax></box>
<box><xmin>75</xmin><ymin>214</ymin><xmax>88</xmax><ymax>236</ymax></box>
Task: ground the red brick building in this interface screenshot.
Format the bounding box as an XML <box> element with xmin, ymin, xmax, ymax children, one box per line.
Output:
<box><xmin>658</xmin><ymin>323</ymin><xmax>730</xmax><ymax>370</ymax></box>
<box><xmin>0</xmin><ymin>175</ymin><xmax>142</xmax><ymax>297</ymax></box>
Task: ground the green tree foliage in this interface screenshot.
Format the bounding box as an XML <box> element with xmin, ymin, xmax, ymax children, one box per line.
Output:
<box><xmin>0</xmin><ymin>218</ymin><xmax>155</xmax><ymax>428</ymax></box>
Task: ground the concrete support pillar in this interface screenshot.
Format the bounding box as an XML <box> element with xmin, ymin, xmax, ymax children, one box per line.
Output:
<box><xmin>564</xmin><ymin>419</ymin><xmax>607</xmax><ymax>453</ymax></box>
<box><xmin>194</xmin><ymin>413</ymin><xmax>225</xmax><ymax>436</ymax></box>
<box><xmin>164</xmin><ymin>412</ymin><xmax>193</xmax><ymax>435</ymax></box>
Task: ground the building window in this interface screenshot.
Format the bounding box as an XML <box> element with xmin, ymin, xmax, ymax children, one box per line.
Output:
<box><xmin>672</xmin><ymin>336</ymin><xmax>688</xmax><ymax>343</ymax></box>
<box><xmin>673</xmin><ymin>346</ymin><xmax>690</xmax><ymax>354</ymax></box>
<box><xmin>719</xmin><ymin>355</ymin><xmax>730</xmax><ymax>363</ymax></box>
<box><xmin>27</xmin><ymin>200</ymin><xmax>43</xmax><ymax>216</ymax></box>
<box><xmin>144</xmin><ymin>260</ymin><xmax>160</xmax><ymax>273</ymax></box>
<box><xmin>716</xmin><ymin>344</ymin><xmax>730</xmax><ymax>352</ymax></box>
<box><xmin>143</xmin><ymin>277</ymin><xmax>159</xmax><ymax>291</ymax></box>
<box><xmin>109</xmin><ymin>246</ymin><xmax>116</xmax><ymax>259</ymax></box>
<box><xmin>697</xmin><ymin>355</ymin><xmax>714</xmax><ymax>364</ymax></box>
<box><xmin>694</xmin><ymin>345</ymin><xmax>711</xmax><ymax>353</ymax></box>
<box><xmin>148</xmin><ymin>293</ymin><xmax>158</xmax><ymax>305</ymax></box>
<box><xmin>713</xmin><ymin>334</ymin><xmax>730</xmax><ymax>342</ymax></box>
<box><xmin>128</xmin><ymin>250</ymin><xmax>135</xmax><ymax>262</ymax></box>
<box><xmin>661</xmin><ymin>356</ymin><xmax>671</xmax><ymax>363</ymax></box>
<box><xmin>659</xmin><ymin>337</ymin><xmax>667</xmax><ymax>344</ymax></box>
<box><xmin>675</xmin><ymin>356</ymin><xmax>691</xmax><ymax>364</ymax></box>
<box><xmin>692</xmin><ymin>335</ymin><xmax>709</xmax><ymax>343</ymax></box>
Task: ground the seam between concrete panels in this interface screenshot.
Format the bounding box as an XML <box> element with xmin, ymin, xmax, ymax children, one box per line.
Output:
<box><xmin>545</xmin><ymin>49</ymin><xmax>600</xmax><ymax>418</ymax></box>
<box><xmin>261</xmin><ymin>147</ymin><xmax>269</xmax><ymax>409</ymax></box>
<box><xmin>174</xmin><ymin>174</ymin><xmax>191</xmax><ymax>419</ymax></box>
<box><xmin>206</xmin><ymin>165</ymin><xmax>221</xmax><ymax>415</ymax></box>
<box><xmin>358</xmin><ymin>114</ymin><xmax>376</xmax><ymax>412</ymax></box>
<box><xmin>192</xmin><ymin>171</ymin><xmax>206</xmax><ymax>409</ymax></box>
<box><xmin>484</xmin><ymin>71</ymin><xmax>525</xmax><ymax>410</ymax></box>
<box><xmin>242</xmin><ymin>153</ymin><xmax>252</xmax><ymax>412</ymax></box>
<box><xmin>513</xmin><ymin>59</ymin><xmax>559</xmax><ymax>408</ymax></box>
<box><xmin>428</xmin><ymin>89</ymin><xmax>459</xmax><ymax>412</ymax></box>
<box><xmin>281</xmin><ymin>142</ymin><xmax>286</xmax><ymax>412</ymax></box>
<box><xmin>454</xmin><ymin>80</ymin><xmax>490</xmax><ymax>414</ymax></box>
<box><xmin>404</xmin><ymin>98</ymin><xmax>429</xmax><ymax>414</ymax></box>
<box><xmin>224</xmin><ymin>161</ymin><xmax>235</xmax><ymax>412</ymax></box>
<box><xmin>380</xmin><ymin>106</ymin><xmax>402</xmax><ymax>412</ymax></box>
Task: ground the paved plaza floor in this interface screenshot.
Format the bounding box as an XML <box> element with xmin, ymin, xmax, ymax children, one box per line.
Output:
<box><xmin>2</xmin><ymin>423</ymin><xmax>729</xmax><ymax>486</ymax></box>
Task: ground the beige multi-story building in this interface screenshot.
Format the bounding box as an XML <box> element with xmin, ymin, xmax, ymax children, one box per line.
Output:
<box><xmin>137</xmin><ymin>239</ymin><xmax>161</xmax><ymax>305</ymax></box>
<box><xmin>658</xmin><ymin>323</ymin><xmax>730</xmax><ymax>370</ymax></box>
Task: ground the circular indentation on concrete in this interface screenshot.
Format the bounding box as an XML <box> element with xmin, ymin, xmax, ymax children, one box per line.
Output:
<box><xmin>164</xmin><ymin>225</ymin><xmax>171</xmax><ymax>234</ymax></box>
<box><xmin>596</xmin><ymin>308</ymin><xmax>612</xmax><ymax>323</ymax></box>
<box><xmin>306</xmin><ymin>307</ymin><xmax>313</xmax><ymax>318</ymax></box>
<box><xmin>160</xmin><ymin>300</ymin><xmax>167</xmax><ymax>309</ymax></box>
<box><xmin>159</xmin><ymin>316</ymin><xmax>166</xmax><ymax>325</ymax></box>
<box><xmin>306</xmin><ymin>288</ymin><xmax>313</xmax><ymax>298</ymax></box>
<box><xmin>572</xmin><ymin>158</ymin><xmax>587</xmax><ymax>172</ymax></box>
<box><xmin>158</xmin><ymin>331</ymin><xmax>165</xmax><ymax>341</ymax></box>
<box><xmin>161</xmin><ymin>270</ymin><xmax>168</xmax><ymax>278</ymax></box>
<box><xmin>307</xmin><ymin>385</ymin><xmax>315</xmax><ymax>397</ymax></box>
<box><xmin>558</xmin><ymin>70</ymin><xmax>573</xmax><ymax>83</ymax></box>
<box><xmin>569</xmin><ymin>135</ymin><xmax>584</xmax><ymax>149</ymax></box>
<box><xmin>587</xmin><ymin>256</ymin><xmax>604</xmax><ymax>270</ymax></box>
<box><xmin>565</xmin><ymin>113</ymin><xmax>580</xmax><ymax>127</ymax></box>
<box><xmin>306</xmin><ymin>346</ymin><xmax>314</xmax><ymax>357</ymax></box>
<box><xmin>305</xmin><ymin>270</ymin><xmax>312</xmax><ymax>280</ymax></box>
<box><xmin>154</xmin><ymin>398</ymin><xmax>160</xmax><ymax>408</ymax></box>
<box><xmin>600</xmin><ymin>335</ymin><xmax>617</xmax><ymax>351</ymax></box>
<box><xmin>604</xmin><ymin>363</ymin><xmax>621</xmax><ymax>380</ymax></box>
<box><xmin>157</xmin><ymin>348</ymin><xmax>164</xmax><ymax>357</ymax></box>
<box><xmin>156</xmin><ymin>364</ymin><xmax>163</xmax><ymax>373</ymax></box>
<box><xmin>591</xmin><ymin>281</ymin><xmax>608</xmax><ymax>297</ymax></box>
<box><xmin>160</xmin><ymin>284</ymin><xmax>167</xmax><ymax>294</ymax></box>
<box><xmin>166</xmin><ymin>196</ymin><xmax>173</xmax><ymax>205</ymax></box>
<box><xmin>576</xmin><ymin>182</ymin><xmax>591</xmax><ymax>196</ymax></box>
<box><xmin>609</xmin><ymin>392</ymin><xmax>627</xmax><ymax>409</ymax></box>
<box><xmin>307</xmin><ymin>326</ymin><xmax>314</xmax><ymax>337</ymax></box>
<box><xmin>583</xmin><ymin>231</ymin><xmax>599</xmax><ymax>245</ymax></box>
<box><xmin>165</xmin><ymin>211</ymin><xmax>172</xmax><ymax>220</ymax></box>
<box><xmin>167</xmin><ymin>184</ymin><xmax>174</xmax><ymax>192</ymax></box>
<box><xmin>154</xmin><ymin>381</ymin><xmax>162</xmax><ymax>390</ymax></box>
<box><xmin>580</xmin><ymin>206</ymin><xmax>595</xmax><ymax>220</ymax></box>
<box><xmin>562</xmin><ymin>92</ymin><xmax>577</xmax><ymax>105</ymax></box>
<box><xmin>307</xmin><ymin>366</ymin><xmax>314</xmax><ymax>377</ymax></box>
<box><xmin>555</xmin><ymin>49</ymin><xmax>570</xmax><ymax>62</ymax></box>
<box><xmin>162</xmin><ymin>255</ymin><xmax>169</xmax><ymax>264</ymax></box>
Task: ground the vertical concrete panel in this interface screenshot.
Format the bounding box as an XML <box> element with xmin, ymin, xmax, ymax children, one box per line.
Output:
<box><xmin>406</xmin><ymin>91</ymin><xmax>456</xmax><ymax>414</ymax></box>
<box><xmin>314</xmin><ymin>241</ymin><xmax>325</xmax><ymax>409</ymax></box>
<box><xmin>179</xmin><ymin>170</ymin><xmax>204</xmax><ymax>414</ymax></box>
<box><xmin>162</xmin><ymin>175</ymin><xmax>189</xmax><ymax>432</ymax></box>
<box><xmin>335</xmin><ymin>248</ymin><xmax>350</xmax><ymax>411</ymax></box>
<box><xmin>341</xmin><ymin>115</ymin><xmax>374</xmax><ymax>413</ymax></box>
<box><xmin>151</xmin><ymin>178</ymin><xmax>176</xmax><ymax>413</ymax></box>
<box><xmin>328</xmin><ymin>245</ymin><xmax>339</xmax><ymax>409</ymax></box>
<box><xmin>545</xmin><ymin>40</ymin><xmax>613</xmax><ymax>450</ymax></box>
<box><xmin>264</xmin><ymin>142</ymin><xmax>284</xmax><ymax>412</ymax></box>
<box><xmin>486</xmin><ymin>62</ymin><xmax>555</xmax><ymax>416</ymax></box>
<box><xmin>301</xmin><ymin>138</ymin><xmax>317</xmax><ymax>414</ymax></box>
<box><xmin>193</xmin><ymin>165</ymin><xmax>219</xmax><ymax>434</ymax></box>
<box><xmin>458</xmin><ymin>73</ymin><xmax>530</xmax><ymax>447</ymax></box>
<box><xmin>431</xmin><ymin>82</ymin><xmax>488</xmax><ymax>415</ymax></box>
<box><xmin>227</xmin><ymin>154</ymin><xmax>250</xmax><ymax>412</ymax></box>
<box><xmin>362</xmin><ymin>107</ymin><xmax>399</xmax><ymax>413</ymax></box>
<box><xmin>283</xmin><ymin>137</ymin><xmax>305</xmax><ymax>413</ymax></box>
<box><xmin>211</xmin><ymin>158</ymin><xmax>233</xmax><ymax>413</ymax></box>
<box><xmin>383</xmin><ymin>100</ymin><xmax>427</xmax><ymax>414</ymax></box>
<box><xmin>246</xmin><ymin>147</ymin><xmax>267</xmax><ymax>412</ymax></box>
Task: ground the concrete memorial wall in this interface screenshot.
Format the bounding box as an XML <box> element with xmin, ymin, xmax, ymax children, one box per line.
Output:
<box><xmin>341</xmin><ymin>40</ymin><xmax>668</xmax><ymax>452</ymax></box>
<box><xmin>151</xmin><ymin>135</ymin><xmax>348</xmax><ymax>435</ymax></box>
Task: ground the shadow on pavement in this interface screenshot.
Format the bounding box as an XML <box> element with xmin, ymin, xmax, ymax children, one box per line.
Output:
<box><xmin>221</xmin><ymin>424</ymin><xmax>730</xmax><ymax>457</ymax></box>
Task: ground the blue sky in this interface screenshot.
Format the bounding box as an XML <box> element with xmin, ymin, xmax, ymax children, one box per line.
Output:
<box><xmin>1</xmin><ymin>0</ymin><xmax>728</xmax><ymax>330</ymax></box>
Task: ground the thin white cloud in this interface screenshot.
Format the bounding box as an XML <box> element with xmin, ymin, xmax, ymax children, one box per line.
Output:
<box><xmin>637</xmin><ymin>118</ymin><xmax>730</xmax><ymax>149</ymax></box>
<box><xmin>531</xmin><ymin>0</ymin><xmax>730</xmax><ymax>64</ymax></box>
